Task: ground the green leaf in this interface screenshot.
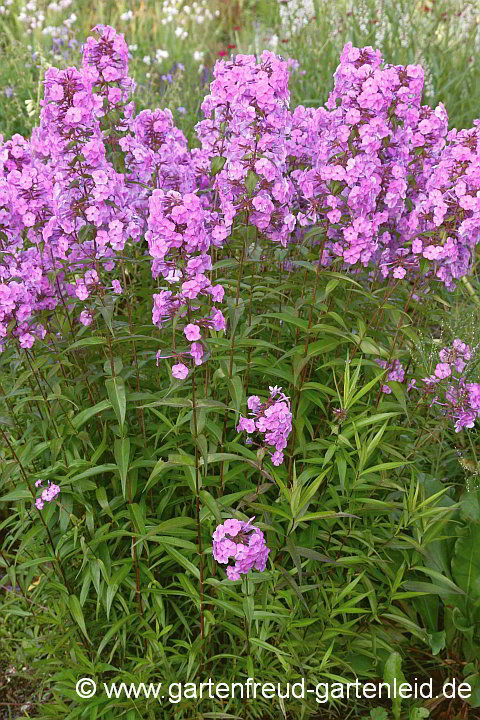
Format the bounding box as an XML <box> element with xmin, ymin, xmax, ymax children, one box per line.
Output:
<box><xmin>106</xmin><ymin>564</ymin><xmax>131</xmax><ymax>620</ymax></box>
<box><xmin>68</xmin><ymin>595</ymin><xmax>90</xmax><ymax>642</ymax></box>
<box><xmin>96</xmin><ymin>614</ymin><xmax>136</xmax><ymax>660</ymax></box>
<box><xmin>199</xmin><ymin>490</ymin><xmax>222</xmax><ymax>524</ymax></box>
<box><xmin>0</xmin><ymin>488</ymin><xmax>32</xmax><ymax>502</ymax></box>
<box><xmin>295</xmin><ymin>511</ymin><xmax>358</xmax><ymax>523</ymax></box>
<box><xmin>129</xmin><ymin>502</ymin><xmax>146</xmax><ymax>535</ymax></box>
<box><xmin>227</xmin><ymin>376</ymin><xmax>243</xmax><ymax>413</ymax></box>
<box><xmin>245</xmin><ymin>169</ymin><xmax>260</xmax><ymax>196</ymax></box>
<box><xmin>370</xmin><ymin>709</ymin><xmax>388</xmax><ymax>720</ymax></box>
<box><xmin>138</xmin><ymin>397</ymin><xmax>192</xmax><ymax>409</ymax></box>
<box><xmin>105</xmin><ymin>376</ymin><xmax>126</xmax><ymax>432</ymax></box>
<box><xmin>383</xmin><ymin>651</ymin><xmax>406</xmax><ymax>720</ymax></box>
<box><xmin>409</xmin><ymin>709</ymin><xmax>430</xmax><ymax>720</ymax></box>
<box><xmin>386</xmin><ymin>380</ymin><xmax>408</xmax><ymax>416</ymax></box>
<box><xmin>359</xmin><ymin>338</ymin><xmax>382</xmax><ymax>354</ymax></box>
<box><xmin>69</xmin><ymin>464</ymin><xmax>117</xmax><ymax>482</ymax></box>
<box><xmin>211</xmin><ymin>155</ymin><xmax>226</xmax><ymax>175</ymax></box>
<box><xmin>64</xmin><ymin>337</ymin><xmax>107</xmax><ymax>352</ymax></box>
<box><xmin>72</xmin><ymin>399</ymin><xmax>112</xmax><ymax>430</ymax></box>
<box><xmin>427</xmin><ymin>631</ymin><xmax>446</xmax><ymax>656</ymax></box>
<box><xmin>452</xmin><ymin>524</ymin><xmax>480</xmax><ymax>607</ymax></box>
<box><xmin>162</xmin><ymin>545</ymin><xmax>200</xmax><ymax>580</ymax></box>
<box><xmin>370</xmin><ymin>708</ymin><xmax>388</xmax><ymax>720</ymax></box>
<box><xmin>248</xmin><ymin>637</ymin><xmax>289</xmax><ymax>657</ymax></box>
<box><xmin>114</xmin><ymin>437</ymin><xmax>130</xmax><ymax>499</ymax></box>
<box><xmin>103</xmin><ymin>357</ymin><xmax>123</xmax><ymax>376</ymax></box>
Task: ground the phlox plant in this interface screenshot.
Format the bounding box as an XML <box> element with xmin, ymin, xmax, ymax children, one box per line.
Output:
<box><xmin>0</xmin><ymin>24</ymin><xmax>479</xmax><ymax>719</ymax></box>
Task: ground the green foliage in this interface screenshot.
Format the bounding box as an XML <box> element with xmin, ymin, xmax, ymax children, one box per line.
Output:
<box><xmin>1</xmin><ymin>244</ymin><xmax>478</xmax><ymax>717</ymax></box>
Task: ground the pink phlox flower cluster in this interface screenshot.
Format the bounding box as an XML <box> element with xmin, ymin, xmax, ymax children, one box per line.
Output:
<box><xmin>212</xmin><ymin>517</ymin><xmax>270</xmax><ymax>580</ymax></box>
<box><xmin>375</xmin><ymin>358</ymin><xmax>405</xmax><ymax>394</ymax></box>
<box><xmin>237</xmin><ymin>386</ymin><xmax>292</xmax><ymax>465</ymax></box>
<box><xmin>147</xmin><ymin>188</ymin><xmax>226</xmax><ymax>376</ymax></box>
<box><xmin>288</xmin><ymin>42</ymin><xmax>479</xmax><ymax>289</ymax></box>
<box><xmin>3</xmin><ymin>33</ymin><xmax>480</xmax><ymax>360</ymax></box>
<box><xmin>34</xmin><ymin>479</ymin><xmax>60</xmax><ymax>510</ymax></box>
<box><xmin>0</xmin><ymin>26</ymin><xmax>147</xmax><ymax>352</ymax></box>
<box><xmin>417</xmin><ymin>340</ymin><xmax>480</xmax><ymax>432</ymax></box>
<box><xmin>196</xmin><ymin>50</ymin><xmax>295</xmax><ymax>248</ymax></box>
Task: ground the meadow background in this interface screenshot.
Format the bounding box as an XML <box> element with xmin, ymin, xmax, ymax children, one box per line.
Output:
<box><xmin>0</xmin><ymin>0</ymin><xmax>480</xmax><ymax>719</ymax></box>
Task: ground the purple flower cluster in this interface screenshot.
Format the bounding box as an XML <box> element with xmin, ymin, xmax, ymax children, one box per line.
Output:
<box><xmin>287</xmin><ymin>43</ymin><xmax>480</xmax><ymax>287</ymax></box>
<box><xmin>237</xmin><ymin>386</ymin><xmax>292</xmax><ymax>466</ymax></box>
<box><xmin>148</xmin><ymin>187</ymin><xmax>226</xmax><ymax>375</ymax></box>
<box><xmin>375</xmin><ymin>358</ymin><xmax>405</xmax><ymax>394</ymax></box>
<box><xmin>34</xmin><ymin>478</ymin><xmax>60</xmax><ymax>510</ymax></box>
<box><xmin>196</xmin><ymin>50</ymin><xmax>295</xmax><ymax>248</ymax></box>
<box><xmin>0</xmin><ymin>25</ymin><xmax>140</xmax><ymax>350</ymax></box>
<box><xmin>416</xmin><ymin>339</ymin><xmax>480</xmax><ymax>432</ymax></box>
<box><xmin>212</xmin><ymin>517</ymin><xmax>269</xmax><ymax>580</ymax></box>
<box><xmin>2</xmin><ymin>30</ymin><xmax>480</xmax><ymax>370</ymax></box>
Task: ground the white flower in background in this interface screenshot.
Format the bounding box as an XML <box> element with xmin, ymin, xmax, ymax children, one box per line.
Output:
<box><xmin>143</xmin><ymin>55</ymin><xmax>151</xmax><ymax>65</ymax></box>
<box><xmin>278</xmin><ymin>0</ymin><xmax>315</xmax><ymax>34</ymax></box>
<box><xmin>63</xmin><ymin>12</ymin><xmax>76</xmax><ymax>27</ymax></box>
<box><xmin>269</xmin><ymin>33</ymin><xmax>279</xmax><ymax>48</ymax></box>
<box><xmin>120</xmin><ymin>9</ymin><xmax>133</xmax><ymax>20</ymax></box>
<box><xmin>193</xmin><ymin>50</ymin><xmax>204</xmax><ymax>62</ymax></box>
<box><xmin>175</xmin><ymin>26</ymin><xmax>188</xmax><ymax>39</ymax></box>
<box><xmin>129</xmin><ymin>43</ymin><xmax>138</xmax><ymax>51</ymax></box>
<box><xmin>155</xmin><ymin>48</ymin><xmax>169</xmax><ymax>61</ymax></box>
<box><xmin>183</xmin><ymin>4</ymin><xmax>191</xmax><ymax>13</ymax></box>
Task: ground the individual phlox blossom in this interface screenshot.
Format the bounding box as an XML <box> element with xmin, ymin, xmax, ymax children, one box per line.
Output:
<box><xmin>184</xmin><ymin>323</ymin><xmax>201</xmax><ymax>341</ymax></box>
<box><xmin>79</xmin><ymin>309</ymin><xmax>93</xmax><ymax>326</ymax></box>
<box><xmin>152</xmin><ymin>290</ymin><xmax>182</xmax><ymax>328</ymax></box>
<box><xmin>111</xmin><ymin>279</ymin><xmax>122</xmax><ymax>294</ymax></box>
<box><xmin>434</xmin><ymin>362</ymin><xmax>451</xmax><ymax>379</ymax></box>
<box><xmin>237</xmin><ymin>416</ymin><xmax>255</xmax><ymax>433</ymax></box>
<box><xmin>210</xmin><ymin>308</ymin><xmax>226</xmax><ymax>332</ymax></box>
<box><xmin>247</xmin><ymin>395</ymin><xmax>262</xmax><ymax>413</ymax></box>
<box><xmin>172</xmin><ymin>363</ymin><xmax>189</xmax><ymax>380</ymax></box>
<box><xmin>35</xmin><ymin>480</ymin><xmax>60</xmax><ymax>510</ymax></box>
<box><xmin>190</xmin><ymin>341</ymin><xmax>204</xmax><ymax>365</ymax></box>
<box><xmin>212</xmin><ymin>517</ymin><xmax>270</xmax><ymax>580</ymax></box>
